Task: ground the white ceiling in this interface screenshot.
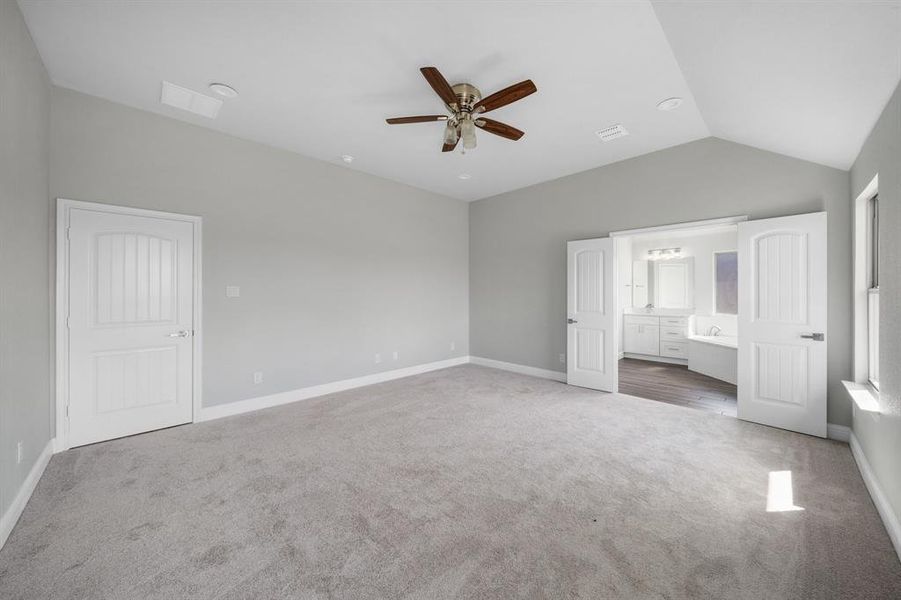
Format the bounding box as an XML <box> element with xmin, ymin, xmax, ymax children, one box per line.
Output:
<box><xmin>19</xmin><ymin>1</ymin><xmax>901</xmax><ymax>201</ymax></box>
<box><xmin>651</xmin><ymin>0</ymin><xmax>901</xmax><ymax>171</ymax></box>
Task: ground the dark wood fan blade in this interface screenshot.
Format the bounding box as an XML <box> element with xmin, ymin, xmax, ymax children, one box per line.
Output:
<box><xmin>386</xmin><ymin>115</ymin><xmax>448</xmax><ymax>124</ymax></box>
<box><xmin>420</xmin><ymin>67</ymin><xmax>458</xmax><ymax>108</ymax></box>
<box><xmin>442</xmin><ymin>137</ymin><xmax>459</xmax><ymax>152</ymax></box>
<box><xmin>475</xmin><ymin>118</ymin><xmax>524</xmax><ymax>141</ymax></box>
<box><xmin>473</xmin><ymin>80</ymin><xmax>537</xmax><ymax>113</ymax></box>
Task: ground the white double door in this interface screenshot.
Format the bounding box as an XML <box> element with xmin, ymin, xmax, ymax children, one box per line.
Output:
<box><xmin>566</xmin><ymin>212</ymin><xmax>828</xmax><ymax>437</ymax></box>
<box><xmin>64</xmin><ymin>206</ymin><xmax>196</xmax><ymax>447</ymax></box>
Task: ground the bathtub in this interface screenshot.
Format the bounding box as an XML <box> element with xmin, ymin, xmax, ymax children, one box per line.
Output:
<box><xmin>689</xmin><ymin>334</ymin><xmax>737</xmax><ymax>349</ymax></box>
<box><xmin>688</xmin><ymin>334</ymin><xmax>737</xmax><ymax>385</ymax></box>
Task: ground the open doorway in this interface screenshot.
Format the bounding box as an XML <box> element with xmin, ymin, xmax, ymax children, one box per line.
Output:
<box><xmin>566</xmin><ymin>212</ymin><xmax>828</xmax><ymax>436</ymax></box>
<box><xmin>612</xmin><ymin>220</ymin><xmax>739</xmax><ymax>416</ymax></box>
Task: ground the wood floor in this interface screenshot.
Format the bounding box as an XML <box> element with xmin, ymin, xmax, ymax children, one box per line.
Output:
<box><xmin>618</xmin><ymin>358</ymin><xmax>737</xmax><ymax>416</ymax></box>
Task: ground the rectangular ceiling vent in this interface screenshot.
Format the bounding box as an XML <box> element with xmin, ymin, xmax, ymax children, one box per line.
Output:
<box><xmin>596</xmin><ymin>124</ymin><xmax>629</xmax><ymax>142</ymax></box>
<box><xmin>160</xmin><ymin>81</ymin><xmax>222</xmax><ymax>119</ymax></box>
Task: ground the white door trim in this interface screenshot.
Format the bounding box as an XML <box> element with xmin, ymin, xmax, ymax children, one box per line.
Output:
<box><xmin>55</xmin><ymin>199</ymin><xmax>203</xmax><ymax>452</ymax></box>
<box><xmin>609</xmin><ymin>215</ymin><xmax>748</xmax><ymax>238</ymax></box>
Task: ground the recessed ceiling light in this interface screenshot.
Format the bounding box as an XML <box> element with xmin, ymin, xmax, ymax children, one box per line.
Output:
<box><xmin>458</xmin><ymin>173</ymin><xmax>471</xmax><ymax>180</ymax></box>
<box><xmin>341</xmin><ymin>155</ymin><xmax>354</xmax><ymax>163</ymax></box>
<box><xmin>209</xmin><ymin>83</ymin><xmax>238</xmax><ymax>98</ymax></box>
<box><xmin>656</xmin><ymin>97</ymin><xmax>683</xmax><ymax>111</ymax></box>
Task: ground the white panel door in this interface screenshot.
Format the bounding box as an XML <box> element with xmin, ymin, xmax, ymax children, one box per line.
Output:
<box><xmin>737</xmin><ymin>212</ymin><xmax>827</xmax><ymax>437</ymax></box>
<box><xmin>67</xmin><ymin>208</ymin><xmax>195</xmax><ymax>447</ymax></box>
<box><xmin>567</xmin><ymin>238</ymin><xmax>617</xmax><ymax>391</ymax></box>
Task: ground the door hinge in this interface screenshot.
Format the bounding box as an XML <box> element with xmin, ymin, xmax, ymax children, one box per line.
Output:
<box><xmin>65</xmin><ymin>404</ymin><xmax>69</xmax><ymax>417</ymax></box>
<box><xmin>66</xmin><ymin>315</ymin><xmax>70</xmax><ymax>328</ymax></box>
<box><xmin>66</xmin><ymin>227</ymin><xmax>71</xmax><ymax>240</ymax></box>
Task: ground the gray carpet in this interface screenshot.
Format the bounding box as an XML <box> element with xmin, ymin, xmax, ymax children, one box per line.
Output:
<box><xmin>1</xmin><ymin>364</ymin><xmax>899</xmax><ymax>599</ymax></box>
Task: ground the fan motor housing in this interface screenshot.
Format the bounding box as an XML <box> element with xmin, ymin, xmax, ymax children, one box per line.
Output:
<box><xmin>450</xmin><ymin>83</ymin><xmax>482</xmax><ymax>112</ymax></box>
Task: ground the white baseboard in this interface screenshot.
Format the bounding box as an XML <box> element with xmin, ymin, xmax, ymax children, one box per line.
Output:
<box><xmin>827</xmin><ymin>423</ymin><xmax>850</xmax><ymax>442</ymax></box>
<box><xmin>0</xmin><ymin>438</ymin><xmax>54</xmax><ymax>550</ymax></box>
<box><xmin>198</xmin><ymin>356</ymin><xmax>470</xmax><ymax>422</ymax></box>
<box><xmin>850</xmin><ymin>431</ymin><xmax>901</xmax><ymax>562</ymax></box>
<box><xmin>469</xmin><ymin>356</ymin><xmax>566</xmax><ymax>382</ymax></box>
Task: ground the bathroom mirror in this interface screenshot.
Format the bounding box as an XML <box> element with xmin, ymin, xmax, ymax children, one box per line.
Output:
<box><xmin>654</xmin><ymin>257</ymin><xmax>694</xmax><ymax>309</ymax></box>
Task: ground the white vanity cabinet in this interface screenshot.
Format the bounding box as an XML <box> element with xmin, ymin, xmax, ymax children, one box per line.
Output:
<box><xmin>623</xmin><ymin>315</ymin><xmax>660</xmax><ymax>356</ymax></box>
<box><xmin>623</xmin><ymin>314</ymin><xmax>688</xmax><ymax>363</ymax></box>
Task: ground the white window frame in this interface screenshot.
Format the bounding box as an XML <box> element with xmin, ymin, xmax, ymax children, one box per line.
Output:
<box><xmin>866</xmin><ymin>193</ymin><xmax>879</xmax><ymax>390</ymax></box>
<box><xmin>712</xmin><ymin>250</ymin><xmax>738</xmax><ymax>316</ymax></box>
<box><xmin>851</xmin><ymin>175</ymin><xmax>879</xmax><ymax>397</ymax></box>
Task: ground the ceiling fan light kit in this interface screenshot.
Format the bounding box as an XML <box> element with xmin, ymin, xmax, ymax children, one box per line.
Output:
<box><xmin>386</xmin><ymin>66</ymin><xmax>536</xmax><ymax>154</ymax></box>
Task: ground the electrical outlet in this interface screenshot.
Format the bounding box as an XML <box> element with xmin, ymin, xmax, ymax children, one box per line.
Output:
<box><xmin>253</xmin><ymin>371</ymin><xmax>263</xmax><ymax>384</ymax></box>
<box><xmin>16</xmin><ymin>441</ymin><xmax>23</xmax><ymax>465</ymax></box>
<box><xmin>559</xmin><ymin>353</ymin><xmax>566</xmax><ymax>364</ymax></box>
<box><xmin>374</xmin><ymin>353</ymin><xmax>382</xmax><ymax>364</ymax></box>
<box><xmin>392</xmin><ymin>351</ymin><xmax>398</xmax><ymax>361</ymax></box>
<box><xmin>450</xmin><ymin>341</ymin><xmax>456</xmax><ymax>351</ymax></box>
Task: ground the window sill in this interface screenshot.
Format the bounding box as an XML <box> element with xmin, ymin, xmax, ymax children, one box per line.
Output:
<box><xmin>842</xmin><ymin>380</ymin><xmax>881</xmax><ymax>413</ymax></box>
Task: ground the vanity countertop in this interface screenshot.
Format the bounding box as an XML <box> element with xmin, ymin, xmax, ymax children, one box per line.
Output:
<box><xmin>623</xmin><ymin>308</ymin><xmax>694</xmax><ymax>317</ymax></box>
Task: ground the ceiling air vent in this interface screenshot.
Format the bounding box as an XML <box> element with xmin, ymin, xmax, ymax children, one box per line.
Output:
<box><xmin>160</xmin><ymin>81</ymin><xmax>222</xmax><ymax>119</ymax></box>
<box><xmin>595</xmin><ymin>124</ymin><xmax>629</xmax><ymax>142</ymax></box>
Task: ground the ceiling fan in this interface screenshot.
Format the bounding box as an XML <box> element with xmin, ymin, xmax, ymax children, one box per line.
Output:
<box><xmin>386</xmin><ymin>66</ymin><xmax>537</xmax><ymax>153</ymax></box>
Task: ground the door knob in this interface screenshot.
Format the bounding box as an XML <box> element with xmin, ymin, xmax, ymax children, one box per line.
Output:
<box><xmin>567</xmin><ymin>318</ymin><xmax>578</xmax><ymax>324</ymax></box>
<box><xmin>167</xmin><ymin>330</ymin><xmax>191</xmax><ymax>338</ymax></box>
<box><xmin>800</xmin><ymin>333</ymin><xmax>824</xmax><ymax>341</ymax></box>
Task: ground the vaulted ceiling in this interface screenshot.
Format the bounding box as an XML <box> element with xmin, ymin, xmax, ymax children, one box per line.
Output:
<box><xmin>19</xmin><ymin>1</ymin><xmax>901</xmax><ymax>201</ymax></box>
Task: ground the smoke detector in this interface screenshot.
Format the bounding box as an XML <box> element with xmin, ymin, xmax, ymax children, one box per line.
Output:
<box><xmin>209</xmin><ymin>83</ymin><xmax>239</xmax><ymax>98</ymax></box>
<box><xmin>595</xmin><ymin>124</ymin><xmax>629</xmax><ymax>142</ymax></box>
<box><xmin>656</xmin><ymin>97</ymin><xmax>683</xmax><ymax>111</ymax></box>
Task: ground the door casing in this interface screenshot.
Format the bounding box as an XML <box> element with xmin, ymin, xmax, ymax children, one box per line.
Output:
<box><xmin>55</xmin><ymin>198</ymin><xmax>203</xmax><ymax>452</ymax></box>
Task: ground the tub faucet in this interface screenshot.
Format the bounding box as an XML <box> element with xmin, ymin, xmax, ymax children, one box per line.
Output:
<box><xmin>708</xmin><ymin>325</ymin><xmax>722</xmax><ymax>336</ymax></box>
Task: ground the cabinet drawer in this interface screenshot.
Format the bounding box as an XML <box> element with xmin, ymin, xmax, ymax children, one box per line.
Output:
<box><xmin>660</xmin><ymin>316</ymin><xmax>688</xmax><ymax>327</ymax></box>
<box><xmin>624</xmin><ymin>315</ymin><xmax>659</xmax><ymax>326</ymax></box>
<box><xmin>660</xmin><ymin>341</ymin><xmax>688</xmax><ymax>359</ymax></box>
<box><xmin>660</xmin><ymin>326</ymin><xmax>687</xmax><ymax>341</ymax></box>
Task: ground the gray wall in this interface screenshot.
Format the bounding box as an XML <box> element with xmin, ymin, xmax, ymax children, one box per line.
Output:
<box><xmin>51</xmin><ymin>88</ymin><xmax>469</xmax><ymax>409</ymax></box>
<box><xmin>850</xmin><ymin>81</ymin><xmax>901</xmax><ymax>525</ymax></box>
<box><xmin>0</xmin><ymin>0</ymin><xmax>53</xmax><ymax>519</ymax></box>
<box><xmin>470</xmin><ymin>137</ymin><xmax>853</xmax><ymax>426</ymax></box>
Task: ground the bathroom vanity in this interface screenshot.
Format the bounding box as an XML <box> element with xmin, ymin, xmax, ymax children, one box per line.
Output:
<box><xmin>623</xmin><ymin>313</ymin><xmax>690</xmax><ymax>364</ymax></box>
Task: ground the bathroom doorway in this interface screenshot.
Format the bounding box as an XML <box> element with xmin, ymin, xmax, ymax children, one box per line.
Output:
<box><xmin>567</xmin><ymin>212</ymin><xmax>828</xmax><ymax>436</ymax></box>
<box><xmin>612</xmin><ymin>219</ymin><xmax>739</xmax><ymax>416</ymax></box>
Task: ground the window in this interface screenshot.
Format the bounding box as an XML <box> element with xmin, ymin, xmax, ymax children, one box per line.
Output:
<box><xmin>714</xmin><ymin>251</ymin><xmax>738</xmax><ymax>315</ymax></box>
<box><xmin>867</xmin><ymin>195</ymin><xmax>879</xmax><ymax>389</ymax></box>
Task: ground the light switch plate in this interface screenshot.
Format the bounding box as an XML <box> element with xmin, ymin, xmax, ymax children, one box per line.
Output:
<box><xmin>226</xmin><ymin>286</ymin><xmax>240</xmax><ymax>298</ymax></box>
